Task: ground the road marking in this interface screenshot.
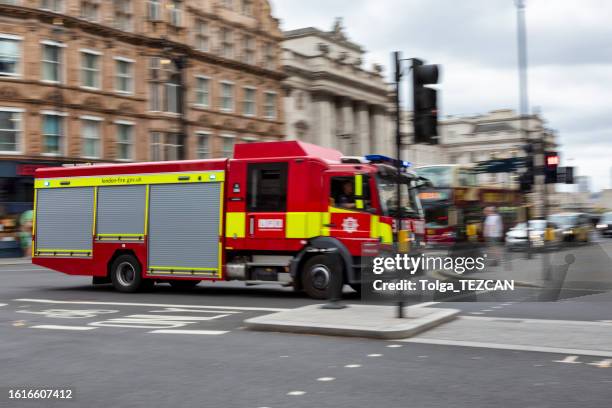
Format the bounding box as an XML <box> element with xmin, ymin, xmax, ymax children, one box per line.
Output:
<box><xmin>31</xmin><ymin>325</ymin><xmax>96</xmax><ymax>331</ymax></box>
<box><xmin>150</xmin><ymin>307</ymin><xmax>241</xmax><ymax>314</ymax></box>
<box><xmin>148</xmin><ymin>329</ymin><xmax>228</xmax><ymax>335</ymax></box>
<box><xmin>554</xmin><ymin>356</ymin><xmax>581</xmax><ymax>364</ymax></box>
<box><xmin>0</xmin><ymin>303</ymin><xmax>7</xmax><ymax>307</ymax></box>
<box><xmin>403</xmin><ymin>338</ymin><xmax>612</xmax><ymax>358</ymax></box>
<box><xmin>17</xmin><ymin>309</ymin><xmax>118</xmax><ymax>319</ymax></box>
<box><xmin>287</xmin><ymin>391</ymin><xmax>306</xmax><ymax>396</ymax></box>
<box><xmin>386</xmin><ymin>344</ymin><xmax>403</xmax><ymax>348</ymax></box>
<box><xmin>461</xmin><ymin>316</ymin><xmax>612</xmax><ymax>327</ymax></box>
<box><xmin>317</xmin><ymin>377</ymin><xmax>335</xmax><ymax>382</ymax></box>
<box><xmin>129</xmin><ymin>314</ymin><xmax>230</xmax><ymax>321</ymax></box>
<box><xmin>14</xmin><ymin>298</ymin><xmax>289</xmax><ymax>312</ymax></box>
<box><xmin>344</xmin><ymin>364</ymin><xmax>361</xmax><ymax>368</ymax></box>
<box><xmin>470</xmin><ymin>312</ymin><xmax>484</xmax><ymax>315</ymax></box>
<box><xmin>588</xmin><ymin>359</ymin><xmax>612</xmax><ymax>368</ymax></box>
<box><xmin>367</xmin><ymin>354</ymin><xmax>382</xmax><ymax>357</ymax></box>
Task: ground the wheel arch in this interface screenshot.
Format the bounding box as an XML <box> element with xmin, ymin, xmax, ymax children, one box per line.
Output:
<box><xmin>290</xmin><ymin>237</ymin><xmax>355</xmax><ymax>287</ymax></box>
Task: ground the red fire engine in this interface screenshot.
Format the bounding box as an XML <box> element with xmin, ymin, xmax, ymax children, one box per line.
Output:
<box><xmin>32</xmin><ymin>141</ymin><xmax>424</xmax><ymax>299</ymax></box>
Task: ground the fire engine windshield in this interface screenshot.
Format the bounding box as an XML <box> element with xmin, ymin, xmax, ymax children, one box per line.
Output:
<box><xmin>377</xmin><ymin>175</ymin><xmax>422</xmax><ymax>218</ymax></box>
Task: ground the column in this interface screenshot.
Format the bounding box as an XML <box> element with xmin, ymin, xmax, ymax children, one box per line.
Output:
<box><xmin>371</xmin><ymin>106</ymin><xmax>385</xmax><ymax>155</ymax></box>
<box><xmin>357</xmin><ymin>102</ymin><xmax>370</xmax><ymax>155</ymax></box>
<box><xmin>313</xmin><ymin>93</ymin><xmax>334</xmax><ymax>148</ymax></box>
<box><xmin>342</xmin><ymin>98</ymin><xmax>354</xmax><ymax>154</ymax></box>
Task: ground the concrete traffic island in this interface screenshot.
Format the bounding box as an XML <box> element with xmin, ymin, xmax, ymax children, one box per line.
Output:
<box><xmin>244</xmin><ymin>304</ymin><xmax>460</xmax><ymax>340</ymax></box>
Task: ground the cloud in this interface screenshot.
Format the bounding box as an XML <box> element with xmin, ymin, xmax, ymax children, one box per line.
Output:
<box><xmin>273</xmin><ymin>0</ymin><xmax>612</xmax><ymax>191</ymax></box>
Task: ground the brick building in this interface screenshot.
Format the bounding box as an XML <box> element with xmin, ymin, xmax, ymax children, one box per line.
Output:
<box><xmin>0</xmin><ymin>0</ymin><xmax>285</xmax><ymax>206</ymax></box>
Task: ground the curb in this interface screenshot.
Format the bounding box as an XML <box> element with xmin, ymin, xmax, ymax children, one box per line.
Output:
<box><xmin>0</xmin><ymin>259</ymin><xmax>33</xmax><ymax>266</ymax></box>
<box><xmin>244</xmin><ymin>304</ymin><xmax>460</xmax><ymax>340</ymax></box>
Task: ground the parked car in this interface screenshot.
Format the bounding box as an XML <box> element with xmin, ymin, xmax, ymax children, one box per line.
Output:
<box><xmin>548</xmin><ymin>212</ymin><xmax>592</xmax><ymax>243</ymax></box>
<box><xmin>505</xmin><ymin>220</ymin><xmax>562</xmax><ymax>251</ymax></box>
<box><xmin>596</xmin><ymin>212</ymin><xmax>612</xmax><ymax>237</ymax></box>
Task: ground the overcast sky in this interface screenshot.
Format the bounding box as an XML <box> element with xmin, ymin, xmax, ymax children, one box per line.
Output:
<box><xmin>272</xmin><ymin>0</ymin><xmax>612</xmax><ymax>192</ymax></box>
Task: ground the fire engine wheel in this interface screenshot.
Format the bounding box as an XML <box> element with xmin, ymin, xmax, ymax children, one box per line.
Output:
<box><xmin>301</xmin><ymin>255</ymin><xmax>343</xmax><ymax>300</ymax></box>
<box><xmin>111</xmin><ymin>255</ymin><xmax>145</xmax><ymax>293</ymax></box>
<box><xmin>169</xmin><ymin>280</ymin><xmax>201</xmax><ymax>289</ymax></box>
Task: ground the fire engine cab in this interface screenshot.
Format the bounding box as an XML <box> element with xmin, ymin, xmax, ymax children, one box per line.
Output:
<box><xmin>32</xmin><ymin>141</ymin><xmax>424</xmax><ymax>299</ymax></box>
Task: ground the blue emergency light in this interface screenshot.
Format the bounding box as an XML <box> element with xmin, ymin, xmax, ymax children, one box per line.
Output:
<box><xmin>365</xmin><ymin>155</ymin><xmax>412</xmax><ymax>168</ymax></box>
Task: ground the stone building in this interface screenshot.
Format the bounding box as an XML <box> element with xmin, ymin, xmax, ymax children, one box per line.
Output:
<box><xmin>282</xmin><ymin>18</ymin><xmax>393</xmax><ymax>156</ymax></box>
<box><xmin>0</xmin><ymin>0</ymin><xmax>285</xmax><ymax>209</ymax></box>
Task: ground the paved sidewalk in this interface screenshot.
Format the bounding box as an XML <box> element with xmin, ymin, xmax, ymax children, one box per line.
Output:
<box><xmin>405</xmin><ymin>315</ymin><xmax>612</xmax><ymax>357</ymax></box>
<box><xmin>245</xmin><ymin>303</ymin><xmax>459</xmax><ymax>339</ymax></box>
<box><xmin>0</xmin><ymin>257</ymin><xmax>32</xmax><ymax>266</ymax></box>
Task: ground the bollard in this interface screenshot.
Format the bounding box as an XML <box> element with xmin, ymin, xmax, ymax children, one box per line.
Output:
<box><xmin>320</xmin><ymin>253</ymin><xmax>347</xmax><ymax>310</ymax></box>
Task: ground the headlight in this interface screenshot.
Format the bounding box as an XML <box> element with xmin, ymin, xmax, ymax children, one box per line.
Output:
<box><xmin>563</xmin><ymin>230</ymin><xmax>574</xmax><ymax>235</ymax></box>
<box><xmin>597</xmin><ymin>224</ymin><xmax>607</xmax><ymax>229</ymax></box>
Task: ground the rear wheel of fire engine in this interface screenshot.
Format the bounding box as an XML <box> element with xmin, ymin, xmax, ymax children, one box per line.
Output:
<box><xmin>169</xmin><ymin>280</ymin><xmax>201</xmax><ymax>289</ymax></box>
<box><xmin>301</xmin><ymin>255</ymin><xmax>343</xmax><ymax>300</ymax></box>
<box><xmin>111</xmin><ymin>255</ymin><xmax>144</xmax><ymax>293</ymax></box>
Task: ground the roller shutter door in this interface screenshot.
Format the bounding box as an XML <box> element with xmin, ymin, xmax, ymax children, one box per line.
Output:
<box><xmin>96</xmin><ymin>185</ymin><xmax>146</xmax><ymax>236</ymax></box>
<box><xmin>148</xmin><ymin>183</ymin><xmax>221</xmax><ymax>271</ymax></box>
<box><xmin>36</xmin><ymin>187</ymin><xmax>94</xmax><ymax>251</ymax></box>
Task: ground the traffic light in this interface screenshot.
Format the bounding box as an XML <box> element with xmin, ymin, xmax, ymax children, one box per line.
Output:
<box><xmin>519</xmin><ymin>155</ymin><xmax>535</xmax><ymax>193</ymax></box>
<box><xmin>544</xmin><ymin>151</ymin><xmax>559</xmax><ymax>184</ymax></box>
<box><xmin>558</xmin><ymin>166</ymin><xmax>574</xmax><ymax>184</ymax></box>
<box><xmin>412</xmin><ymin>59</ymin><xmax>440</xmax><ymax>144</ymax></box>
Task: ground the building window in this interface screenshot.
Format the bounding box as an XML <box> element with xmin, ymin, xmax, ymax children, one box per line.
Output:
<box><xmin>0</xmin><ymin>109</ymin><xmax>22</xmax><ymax>153</ymax></box>
<box><xmin>221</xmin><ymin>28</ymin><xmax>234</xmax><ymax>59</ymax></box>
<box><xmin>241</xmin><ymin>0</ymin><xmax>252</xmax><ymax>16</ymax></box>
<box><xmin>242</xmin><ymin>35</ymin><xmax>255</xmax><ymax>64</ymax></box>
<box><xmin>264</xmin><ymin>92</ymin><xmax>277</xmax><ymax>119</ymax></box>
<box><xmin>147</xmin><ymin>0</ymin><xmax>160</xmax><ymax>20</ymax></box>
<box><xmin>220</xmin><ymin>135</ymin><xmax>235</xmax><ymax>158</ymax></box>
<box><xmin>116</xmin><ymin>122</ymin><xmax>133</xmax><ymax>160</ymax></box>
<box><xmin>196</xmin><ymin>132</ymin><xmax>210</xmax><ymax>159</ymax></box>
<box><xmin>194</xmin><ymin>19</ymin><xmax>209</xmax><ymax>52</ymax></box>
<box><xmin>80</xmin><ymin>0</ymin><xmax>99</xmax><ymax>21</ymax></box>
<box><xmin>0</xmin><ymin>35</ymin><xmax>21</xmax><ymax>77</ymax></box>
<box><xmin>41</xmin><ymin>113</ymin><xmax>64</xmax><ymax>155</ymax></box>
<box><xmin>220</xmin><ymin>82</ymin><xmax>234</xmax><ymax>112</ymax></box>
<box><xmin>41</xmin><ymin>42</ymin><xmax>62</xmax><ymax>83</ymax></box>
<box><xmin>81</xmin><ymin>50</ymin><xmax>101</xmax><ymax>89</ymax></box>
<box><xmin>195</xmin><ymin>76</ymin><xmax>210</xmax><ymax>107</ymax></box>
<box><xmin>242</xmin><ymin>87</ymin><xmax>256</xmax><ymax>116</ymax></box>
<box><xmin>165</xmin><ymin>72</ymin><xmax>180</xmax><ymax>113</ymax></box>
<box><xmin>113</xmin><ymin>0</ymin><xmax>133</xmax><ymax>32</ymax></box>
<box><xmin>263</xmin><ymin>42</ymin><xmax>275</xmax><ymax>70</ymax></box>
<box><xmin>168</xmin><ymin>0</ymin><xmax>182</xmax><ymax>27</ymax></box>
<box><xmin>114</xmin><ymin>58</ymin><xmax>133</xmax><ymax>94</ymax></box>
<box><xmin>150</xmin><ymin>132</ymin><xmax>183</xmax><ymax>161</ymax></box>
<box><xmin>81</xmin><ymin>118</ymin><xmax>101</xmax><ymax>158</ymax></box>
<box><xmin>148</xmin><ymin>57</ymin><xmax>180</xmax><ymax>113</ymax></box>
<box><xmin>40</xmin><ymin>0</ymin><xmax>63</xmax><ymax>12</ymax></box>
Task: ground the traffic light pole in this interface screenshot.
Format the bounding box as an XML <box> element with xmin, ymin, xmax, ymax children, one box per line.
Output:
<box><xmin>393</xmin><ymin>51</ymin><xmax>405</xmax><ymax>319</ymax></box>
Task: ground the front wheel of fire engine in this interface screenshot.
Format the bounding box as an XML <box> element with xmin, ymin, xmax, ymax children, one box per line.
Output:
<box><xmin>111</xmin><ymin>254</ymin><xmax>144</xmax><ymax>293</ymax></box>
<box><xmin>301</xmin><ymin>255</ymin><xmax>343</xmax><ymax>300</ymax></box>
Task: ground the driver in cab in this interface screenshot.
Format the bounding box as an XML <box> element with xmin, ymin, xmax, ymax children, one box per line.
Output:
<box><xmin>336</xmin><ymin>181</ymin><xmax>356</xmax><ymax>209</ymax></box>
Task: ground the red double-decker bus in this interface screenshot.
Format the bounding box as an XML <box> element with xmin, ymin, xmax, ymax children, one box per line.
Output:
<box><xmin>415</xmin><ymin>165</ymin><xmax>526</xmax><ymax>245</ymax></box>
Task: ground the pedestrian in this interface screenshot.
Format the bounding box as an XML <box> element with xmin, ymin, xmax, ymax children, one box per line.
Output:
<box><xmin>19</xmin><ymin>210</ymin><xmax>33</xmax><ymax>258</ymax></box>
<box><xmin>483</xmin><ymin>206</ymin><xmax>503</xmax><ymax>266</ymax></box>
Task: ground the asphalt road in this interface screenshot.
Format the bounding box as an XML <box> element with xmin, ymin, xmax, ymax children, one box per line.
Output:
<box><xmin>0</xmin><ymin>238</ymin><xmax>611</xmax><ymax>408</ymax></box>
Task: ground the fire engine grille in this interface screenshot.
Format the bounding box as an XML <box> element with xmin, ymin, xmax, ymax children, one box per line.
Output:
<box><xmin>148</xmin><ymin>182</ymin><xmax>222</xmax><ymax>274</ymax></box>
<box><xmin>35</xmin><ymin>187</ymin><xmax>94</xmax><ymax>252</ymax></box>
<box><xmin>96</xmin><ymin>185</ymin><xmax>146</xmax><ymax>237</ymax></box>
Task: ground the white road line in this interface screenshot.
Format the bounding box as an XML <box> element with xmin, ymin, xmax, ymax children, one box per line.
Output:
<box><xmin>554</xmin><ymin>356</ymin><xmax>581</xmax><ymax>364</ymax></box>
<box><xmin>317</xmin><ymin>377</ymin><xmax>335</xmax><ymax>382</ymax></box>
<box><xmin>344</xmin><ymin>364</ymin><xmax>361</xmax><ymax>368</ymax></box>
<box><xmin>0</xmin><ymin>303</ymin><xmax>7</xmax><ymax>307</ymax></box>
<box><xmin>150</xmin><ymin>307</ymin><xmax>241</xmax><ymax>314</ymax></box>
<box><xmin>403</xmin><ymin>338</ymin><xmax>612</xmax><ymax>358</ymax></box>
<box><xmin>148</xmin><ymin>329</ymin><xmax>228</xmax><ymax>335</ymax></box>
<box><xmin>287</xmin><ymin>391</ymin><xmax>306</xmax><ymax>396</ymax></box>
<box><xmin>128</xmin><ymin>314</ymin><xmax>230</xmax><ymax>321</ymax></box>
<box><xmin>461</xmin><ymin>316</ymin><xmax>612</xmax><ymax>327</ymax></box>
<box><xmin>14</xmin><ymin>298</ymin><xmax>289</xmax><ymax>312</ymax></box>
<box><xmin>31</xmin><ymin>325</ymin><xmax>97</xmax><ymax>331</ymax></box>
